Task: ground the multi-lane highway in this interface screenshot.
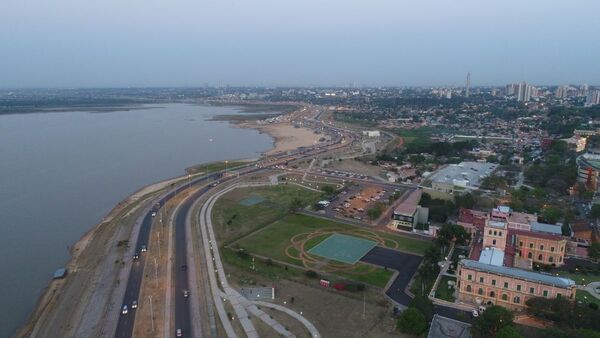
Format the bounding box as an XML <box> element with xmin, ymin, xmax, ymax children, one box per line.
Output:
<box><xmin>113</xmin><ymin>106</ymin><xmax>356</xmax><ymax>337</ymax></box>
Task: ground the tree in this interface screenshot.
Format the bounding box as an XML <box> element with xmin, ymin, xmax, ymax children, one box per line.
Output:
<box><xmin>589</xmin><ymin>243</ymin><xmax>600</xmax><ymax>261</ymax></box>
<box><xmin>472</xmin><ymin>305</ymin><xmax>514</xmax><ymax>336</ymax></box>
<box><xmin>575</xmin><ymin>329</ymin><xmax>600</xmax><ymax>338</ymax></box>
<box><xmin>540</xmin><ymin>327</ymin><xmax>568</xmax><ymax>338</ymax></box>
<box><xmin>592</xmin><ymin>205</ymin><xmax>600</xmax><ymax>219</ymax></box>
<box><xmin>541</xmin><ymin>206</ymin><xmax>563</xmax><ymax>224</ymax></box>
<box><xmin>409</xmin><ymin>295</ymin><xmax>434</xmax><ymax>321</ymax></box>
<box><xmin>321</xmin><ymin>185</ymin><xmax>336</xmax><ymax>195</ymax></box>
<box><xmin>367</xmin><ymin>203</ymin><xmax>386</xmax><ymax>220</ymax></box>
<box><xmin>436</xmin><ymin>223</ymin><xmax>471</xmax><ymax>247</ymax></box>
<box><xmin>288</xmin><ymin>198</ymin><xmax>304</xmax><ymax>213</ymax></box>
<box><xmin>454</xmin><ymin>192</ymin><xmax>475</xmax><ymax>209</ymax></box>
<box><xmin>496</xmin><ymin>325</ymin><xmax>523</xmax><ymax>338</ymax></box>
<box><xmin>396</xmin><ymin>307</ymin><xmax>427</xmax><ymax>335</ymax></box>
<box><xmin>561</xmin><ymin>222</ymin><xmax>572</xmax><ymax>237</ymax></box>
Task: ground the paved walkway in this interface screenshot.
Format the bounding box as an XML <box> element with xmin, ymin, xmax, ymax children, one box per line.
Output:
<box><xmin>578</xmin><ymin>282</ymin><xmax>600</xmax><ymax>300</ymax></box>
<box><xmin>252</xmin><ymin>301</ymin><xmax>320</xmax><ymax>338</ymax></box>
<box><xmin>200</xmin><ymin>182</ymin><xmax>321</xmax><ymax>338</ymax></box>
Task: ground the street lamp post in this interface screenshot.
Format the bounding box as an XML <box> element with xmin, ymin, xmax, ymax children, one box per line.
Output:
<box><xmin>154</xmin><ymin>258</ymin><xmax>159</xmax><ymax>287</ymax></box>
<box><xmin>148</xmin><ymin>295</ymin><xmax>155</xmax><ymax>332</ymax></box>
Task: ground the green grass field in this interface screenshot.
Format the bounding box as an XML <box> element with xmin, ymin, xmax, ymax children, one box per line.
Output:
<box><xmin>394</xmin><ymin>127</ymin><xmax>433</xmax><ymax>147</ymax></box>
<box><xmin>557</xmin><ymin>271</ymin><xmax>600</xmax><ymax>285</ymax></box>
<box><xmin>186</xmin><ymin>160</ymin><xmax>251</xmax><ymax>175</ymax></box>
<box><xmin>233</xmin><ymin>213</ymin><xmax>430</xmax><ymax>288</ymax></box>
<box><xmin>215</xmin><ymin>185</ymin><xmax>430</xmax><ymax>288</ymax></box>
<box><xmin>576</xmin><ymin>290</ymin><xmax>600</xmax><ymax>308</ymax></box>
<box><xmin>211</xmin><ymin>185</ymin><xmax>323</xmax><ymax>244</ymax></box>
<box><xmin>435</xmin><ymin>276</ymin><xmax>457</xmax><ymax>302</ymax></box>
<box><xmin>236</xmin><ymin>214</ymin><xmax>431</xmax><ymax>264</ymax></box>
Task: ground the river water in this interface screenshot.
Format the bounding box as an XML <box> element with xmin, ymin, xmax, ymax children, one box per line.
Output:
<box><xmin>0</xmin><ymin>103</ymin><xmax>273</xmax><ymax>336</ymax></box>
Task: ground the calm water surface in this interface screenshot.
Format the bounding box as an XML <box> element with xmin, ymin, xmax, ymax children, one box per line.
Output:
<box><xmin>0</xmin><ymin>103</ymin><xmax>273</xmax><ymax>336</ymax></box>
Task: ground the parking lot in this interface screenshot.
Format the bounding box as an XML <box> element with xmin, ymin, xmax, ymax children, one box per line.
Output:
<box><xmin>321</xmin><ymin>182</ymin><xmax>402</xmax><ymax>223</ymax></box>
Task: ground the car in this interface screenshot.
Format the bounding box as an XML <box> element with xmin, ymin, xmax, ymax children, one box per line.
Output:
<box><xmin>122</xmin><ymin>305</ymin><xmax>128</xmax><ymax>315</ymax></box>
<box><xmin>151</xmin><ymin>211</ymin><xmax>157</xmax><ymax>217</ymax></box>
<box><xmin>133</xmin><ymin>253</ymin><xmax>139</xmax><ymax>260</ymax></box>
<box><xmin>181</xmin><ymin>264</ymin><xmax>188</xmax><ymax>271</ymax></box>
<box><xmin>176</xmin><ymin>328</ymin><xmax>183</xmax><ymax>337</ymax></box>
<box><xmin>183</xmin><ymin>290</ymin><xmax>189</xmax><ymax>298</ymax></box>
<box><xmin>471</xmin><ymin>310</ymin><xmax>479</xmax><ymax>318</ymax></box>
<box><xmin>141</xmin><ymin>245</ymin><xmax>147</xmax><ymax>252</ymax></box>
<box><xmin>131</xmin><ymin>300</ymin><xmax>137</xmax><ymax>309</ymax></box>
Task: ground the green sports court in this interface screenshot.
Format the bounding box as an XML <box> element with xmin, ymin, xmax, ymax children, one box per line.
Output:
<box><xmin>308</xmin><ymin>233</ymin><xmax>377</xmax><ymax>264</ymax></box>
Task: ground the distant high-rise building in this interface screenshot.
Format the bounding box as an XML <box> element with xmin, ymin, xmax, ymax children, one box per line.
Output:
<box><xmin>555</xmin><ymin>85</ymin><xmax>570</xmax><ymax>98</ymax></box>
<box><xmin>465</xmin><ymin>72</ymin><xmax>471</xmax><ymax>98</ymax></box>
<box><xmin>506</xmin><ymin>83</ymin><xmax>519</xmax><ymax>96</ymax></box>
<box><xmin>586</xmin><ymin>90</ymin><xmax>600</xmax><ymax>107</ymax></box>
<box><xmin>517</xmin><ymin>82</ymin><xmax>533</xmax><ymax>102</ymax></box>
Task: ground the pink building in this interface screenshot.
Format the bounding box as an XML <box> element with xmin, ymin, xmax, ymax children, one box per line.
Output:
<box><xmin>457</xmin><ymin>260</ymin><xmax>576</xmax><ymax>311</ymax></box>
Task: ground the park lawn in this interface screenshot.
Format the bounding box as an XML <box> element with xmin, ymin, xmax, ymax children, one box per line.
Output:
<box><xmin>221</xmin><ymin>247</ymin><xmax>303</xmax><ymax>281</ymax></box>
<box><xmin>222</xmin><ymin>246</ymin><xmax>392</xmax><ymax>288</ymax></box>
<box><xmin>335</xmin><ymin>264</ymin><xmax>395</xmax><ymax>288</ymax></box>
<box><xmin>435</xmin><ymin>276</ymin><xmax>457</xmax><ymax>302</ymax></box>
<box><xmin>212</xmin><ymin>185</ymin><xmax>323</xmax><ymax>243</ymax></box>
<box><xmin>576</xmin><ymin>290</ymin><xmax>600</xmax><ymax>308</ymax></box>
<box><xmin>187</xmin><ymin>160</ymin><xmax>251</xmax><ymax>174</ymax></box>
<box><xmin>237</xmin><ymin>214</ymin><xmax>431</xmax><ymax>265</ymax></box>
<box><xmin>394</xmin><ymin>127</ymin><xmax>433</xmax><ymax>147</ymax></box>
<box><xmin>557</xmin><ymin>271</ymin><xmax>600</xmax><ymax>285</ymax></box>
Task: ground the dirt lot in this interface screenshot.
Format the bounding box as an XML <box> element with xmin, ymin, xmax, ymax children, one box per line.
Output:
<box><xmin>221</xmin><ymin>252</ymin><xmax>406</xmax><ymax>338</ymax></box>
<box><xmin>322</xmin><ymin>159</ymin><xmax>383</xmax><ymax>178</ymax></box>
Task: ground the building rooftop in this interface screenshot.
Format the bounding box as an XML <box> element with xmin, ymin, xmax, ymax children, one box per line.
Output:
<box><xmin>496</xmin><ymin>206</ymin><xmax>511</xmax><ymax>213</ymax></box>
<box><xmin>461</xmin><ymin>259</ymin><xmax>575</xmax><ymax>289</ymax></box>
<box><xmin>507</xmin><ymin>211</ymin><xmax>537</xmax><ymax>225</ymax></box>
<box><xmin>478</xmin><ymin>247</ymin><xmax>505</xmax><ymax>266</ymax></box>
<box><xmin>530</xmin><ymin>221</ymin><xmax>562</xmax><ymax>236</ymax></box>
<box><xmin>429</xmin><ymin>162</ymin><xmax>498</xmax><ymax>189</ymax></box>
<box><xmin>427</xmin><ymin>314</ymin><xmax>471</xmax><ymax>338</ymax></box>
<box><xmin>488</xmin><ymin>220</ymin><xmax>506</xmax><ymax>229</ymax></box>
<box><xmin>393</xmin><ymin>189</ymin><xmax>421</xmax><ymax>216</ymax></box>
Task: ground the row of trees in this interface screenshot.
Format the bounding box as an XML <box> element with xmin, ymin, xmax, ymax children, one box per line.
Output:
<box><xmin>419</xmin><ymin>192</ymin><xmax>475</xmax><ymax>223</ymax></box>
<box><xmin>525</xmin><ymin>297</ymin><xmax>600</xmax><ymax>336</ymax></box>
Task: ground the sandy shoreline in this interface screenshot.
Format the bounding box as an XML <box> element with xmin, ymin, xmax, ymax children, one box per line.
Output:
<box><xmin>236</xmin><ymin>120</ymin><xmax>322</xmax><ymax>155</ymax></box>
<box><xmin>17</xmin><ymin>105</ymin><xmax>318</xmax><ymax>336</ymax></box>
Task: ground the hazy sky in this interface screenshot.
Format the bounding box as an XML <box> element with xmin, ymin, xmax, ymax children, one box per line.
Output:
<box><xmin>1</xmin><ymin>0</ymin><xmax>599</xmax><ymax>88</ymax></box>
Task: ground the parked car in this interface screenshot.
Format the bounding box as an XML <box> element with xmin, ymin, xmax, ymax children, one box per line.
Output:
<box><xmin>133</xmin><ymin>253</ymin><xmax>139</xmax><ymax>260</ymax></box>
<box><xmin>131</xmin><ymin>300</ymin><xmax>137</xmax><ymax>309</ymax></box>
<box><xmin>183</xmin><ymin>290</ymin><xmax>189</xmax><ymax>298</ymax></box>
<box><xmin>122</xmin><ymin>305</ymin><xmax>128</xmax><ymax>315</ymax></box>
<box><xmin>141</xmin><ymin>245</ymin><xmax>147</xmax><ymax>252</ymax></box>
<box><xmin>471</xmin><ymin>310</ymin><xmax>479</xmax><ymax>318</ymax></box>
<box><xmin>176</xmin><ymin>328</ymin><xmax>183</xmax><ymax>337</ymax></box>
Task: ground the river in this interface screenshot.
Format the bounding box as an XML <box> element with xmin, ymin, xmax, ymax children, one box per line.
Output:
<box><xmin>0</xmin><ymin>103</ymin><xmax>274</xmax><ymax>336</ymax></box>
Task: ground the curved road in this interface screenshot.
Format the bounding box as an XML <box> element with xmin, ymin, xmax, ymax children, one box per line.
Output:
<box><xmin>114</xmin><ymin>109</ymin><xmax>357</xmax><ymax>337</ymax></box>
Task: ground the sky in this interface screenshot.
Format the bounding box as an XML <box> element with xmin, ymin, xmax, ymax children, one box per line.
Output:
<box><xmin>1</xmin><ymin>0</ymin><xmax>599</xmax><ymax>88</ymax></box>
